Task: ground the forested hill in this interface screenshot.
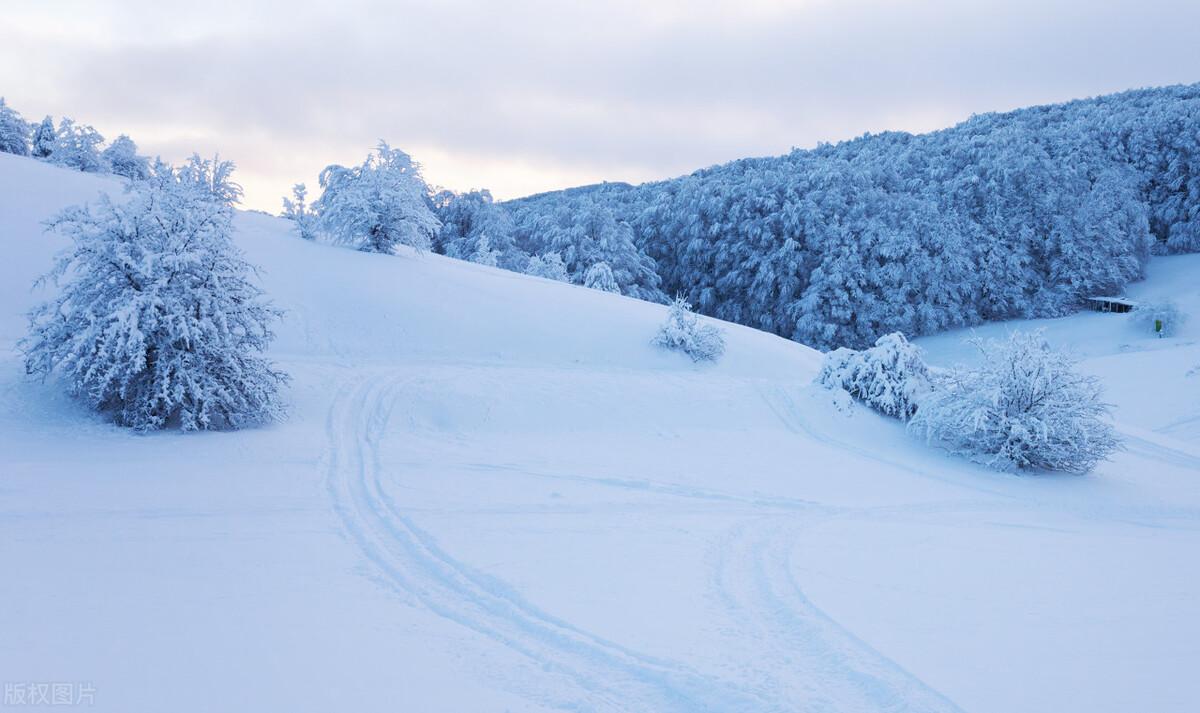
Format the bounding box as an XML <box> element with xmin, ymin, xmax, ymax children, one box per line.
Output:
<box><xmin>497</xmin><ymin>83</ymin><xmax>1200</xmax><ymax>350</ymax></box>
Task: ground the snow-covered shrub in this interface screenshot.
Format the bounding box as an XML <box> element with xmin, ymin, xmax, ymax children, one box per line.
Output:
<box><xmin>654</xmin><ymin>296</ymin><xmax>725</xmax><ymax>362</ymax></box>
<box><xmin>524</xmin><ymin>252</ymin><xmax>570</xmax><ymax>282</ymax></box>
<box><xmin>22</xmin><ymin>157</ymin><xmax>287</xmax><ymax>431</ymax></box>
<box><xmin>0</xmin><ymin>97</ymin><xmax>30</xmax><ymax>156</ymax></box>
<box><xmin>583</xmin><ymin>261</ymin><xmax>620</xmax><ymax>293</ymax></box>
<box><xmin>49</xmin><ymin>118</ymin><xmax>105</xmax><ymax>173</ymax></box>
<box><xmin>101</xmin><ymin>134</ymin><xmax>150</xmax><ymax>180</ymax></box>
<box><xmin>909</xmin><ymin>331</ymin><xmax>1119</xmax><ymax>473</ymax></box>
<box><xmin>816</xmin><ymin>332</ymin><xmax>930</xmax><ymax>420</ymax></box>
<box><xmin>314</xmin><ymin>141</ymin><xmax>440</xmax><ymax>253</ymax></box>
<box><xmin>31</xmin><ymin>116</ymin><xmax>55</xmax><ymax>158</ymax></box>
<box><xmin>281</xmin><ymin>183</ymin><xmax>319</xmax><ymax>240</ymax></box>
<box><xmin>1130</xmin><ymin>301</ymin><xmax>1185</xmax><ymax>337</ymax></box>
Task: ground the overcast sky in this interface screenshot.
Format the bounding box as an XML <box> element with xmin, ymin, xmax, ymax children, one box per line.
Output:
<box><xmin>2</xmin><ymin>0</ymin><xmax>1198</xmax><ymax>212</ymax></box>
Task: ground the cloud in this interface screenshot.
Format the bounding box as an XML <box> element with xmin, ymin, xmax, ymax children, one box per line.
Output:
<box><xmin>2</xmin><ymin>0</ymin><xmax>1198</xmax><ymax>210</ymax></box>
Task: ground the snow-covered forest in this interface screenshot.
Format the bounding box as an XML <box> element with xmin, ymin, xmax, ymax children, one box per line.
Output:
<box><xmin>502</xmin><ymin>84</ymin><xmax>1200</xmax><ymax>349</ymax></box>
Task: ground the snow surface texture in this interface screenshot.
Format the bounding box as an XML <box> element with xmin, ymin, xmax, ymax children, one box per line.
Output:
<box><xmin>2</xmin><ymin>153</ymin><xmax>1199</xmax><ymax>712</ymax></box>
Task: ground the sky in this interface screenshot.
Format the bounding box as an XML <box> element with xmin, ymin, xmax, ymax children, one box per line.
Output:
<box><xmin>2</xmin><ymin>0</ymin><xmax>1199</xmax><ymax>213</ymax></box>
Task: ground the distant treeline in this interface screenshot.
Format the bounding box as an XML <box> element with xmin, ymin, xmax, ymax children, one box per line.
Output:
<box><xmin>0</xmin><ymin>97</ymin><xmax>150</xmax><ymax>180</ymax></box>
<box><xmin>493</xmin><ymin>84</ymin><xmax>1200</xmax><ymax>349</ymax></box>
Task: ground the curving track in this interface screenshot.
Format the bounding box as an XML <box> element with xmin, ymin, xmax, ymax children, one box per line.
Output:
<box><xmin>322</xmin><ymin>371</ymin><xmax>974</xmax><ymax>711</ymax></box>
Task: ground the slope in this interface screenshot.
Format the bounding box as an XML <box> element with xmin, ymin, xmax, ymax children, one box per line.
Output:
<box><xmin>1</xmin><ymin>153</ymin><xmax>1198</xmax><ymax>713</ymax></box>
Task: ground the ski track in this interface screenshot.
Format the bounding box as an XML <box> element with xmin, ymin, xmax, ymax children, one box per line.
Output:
<box><xmin>322</xmin><ymin>370</ymin><xmax>999</xmax><ymax>711</ymax></box>
<box><xmin>1118</xmin><ymin>429</ymin><xmax>1200</xmax><ymax>471</ymax></box>
<box><xmin>757</xmin><ymin>384</ymin><xmax>1012</xmax><ymax>499</ymax></box>
<box><xmin>711</xmin><ymin>516</ymin><xmax>967</xmax><ymax>713</ymax></box>
<box><xmin>324</xmin><ymin>371</ymin><xmax>786</xmax><ymax>712</ymax></box>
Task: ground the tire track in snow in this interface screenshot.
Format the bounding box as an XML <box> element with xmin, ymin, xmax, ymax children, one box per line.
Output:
<box><xmin>711</xmin><ymin>516</ymin><xmax>967</xmax><ymax>713</ymax></box>
<box><xmin>324</xmin><ymin>372</ymin><xmax>783</xmax><ymax>712</ymax></box>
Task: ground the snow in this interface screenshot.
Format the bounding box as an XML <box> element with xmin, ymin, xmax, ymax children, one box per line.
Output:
<box><xmin>2</xmin><ymin>152</ymin><xmax>1198</xmax><ymax>712</ymax></box>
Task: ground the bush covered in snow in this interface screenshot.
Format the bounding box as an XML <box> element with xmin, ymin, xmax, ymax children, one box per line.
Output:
<box><xmin>0</xmin><ymin>97</ymin><xmax>30</xmax><ymax>156</ymax></box>
<box><xmin>22</xmin><ymin>156</ymin><xmax>287</xmax><ymax>431</ymax></box>
<box><xmin>314</xmin><ymin>141</ymin><xmax>440</xmax><ymax>254</ymax></box>
<box><xmin>817</xmin><ymin>332</ymin><xmax>931</xmax><ymax>420</ymax></box>
<box><xmin>1131</xmin><ymin>301</ymin><xmax>1186</xmax><ymax>337</ymax></box>
<box><xmin>909</xmin><ymin>332</ymin><xmax>1119</xmax><ymax>473</ymax></box>
<box><xmin>654</xmin><ymin>296</ymin><xmax>725</xmax><ymax>362</ymax></box>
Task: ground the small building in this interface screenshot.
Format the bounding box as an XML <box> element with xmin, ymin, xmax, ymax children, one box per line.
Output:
<box><xmin>1086</xmin><ymin>296</ymin><xmax>1138</xmax><ymax>314</ymax></box>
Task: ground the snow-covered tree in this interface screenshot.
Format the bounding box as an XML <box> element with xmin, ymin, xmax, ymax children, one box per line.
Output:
<box><xmin>583</xmin><ymin>261</ymin><xmax>620</xmax><ymax>293</ymax></box>
<box><xmin>524</xmin><ymin>252</ymin><xmax>570</xmax><ymax>282</ymax></box>
<box><xmin>49</xmin><ymin>118</ymin><xmax>105</xmax><ymax>173</ymax></box>
<box><xmin>31</xmin><ymin>116</ymin><xmax>56</xmax><ymax>158</ymax></box>
<box><xmin>654</xmin><ymin>296</ymin><xmax>725</xmax><ymax>362</ymax></box>
<box><xmin>817</xmin><ymin>332</ymin><xmax>931</xmax><ymax>420</ymax></box>
<box><xmin>1131</xmin><ymin>300</ymin><xmax>1185</xmax><ymax>337</ymax></box>
<box><xmin>177</xmin><ymin>153</ymin><xmax>243</xmax><ymax>205</ymax></box>
<box><xmin>281</xmin><ymin>183</ymin><xmax>318</xmax><ymax>240</ymax></box>
<box><xmin>471</xmin><ymin>234</ymin><xmax>499</xmax><ymax>266</ymax></box>
<box><xmin>101</xmin><ymin>134</ymin><xmax>150</xmax><ymax>180</ymax></box>
<box><xmin>511</xmin><ymin>196</ymin><xmax>664</xmax><ymax>301</ymax></box>
<box><xmin>0</xmin><ymin>97</ymin><xmax>30</xmax><ymax>156</ymax></box>
<box><xmin>313</xmin><ymin>141</ymin><xmax>440</xmax><ymax>253</ymax></box>
<box><xmin>909</xmin><ymin>331</ymin><xmax>1120</xmax><ymax>473</ymax></box>
<box><xmin>433</xmin><ymin>189</ymin><xmax>523</xmax><ymax>269</ymax></box>
<box><xmin>21</xmin><ymin>158</ymin><xmax>287</xmax><ymax>431</ymax></box>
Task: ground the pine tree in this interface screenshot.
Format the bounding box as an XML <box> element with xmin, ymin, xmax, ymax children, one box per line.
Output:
<box><xmin>22</xmin><ymin>157</ymin><xmax>287</xmax><ymax>431</ymax></box>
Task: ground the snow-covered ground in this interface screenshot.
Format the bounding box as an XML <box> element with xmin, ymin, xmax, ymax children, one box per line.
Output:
<box><xmin>1</xmin><ymin>152</ymin><xmax>1198</xmax><ymax>712</ymax></box>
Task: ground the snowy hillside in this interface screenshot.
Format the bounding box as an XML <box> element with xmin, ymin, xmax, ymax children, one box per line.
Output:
<box><xmin>2</xmin><ymin>152</ymin><xmax>1199</xmax><ymax>713</ymax></box>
